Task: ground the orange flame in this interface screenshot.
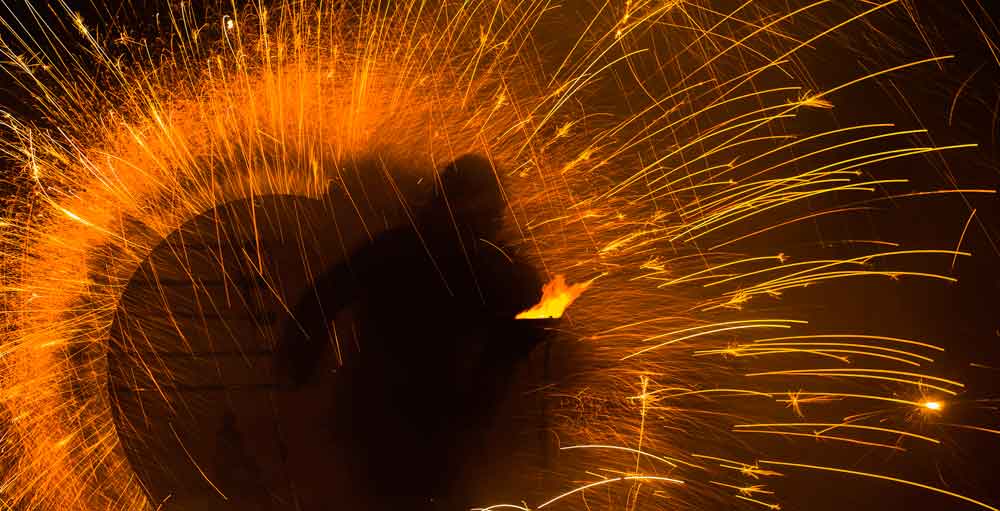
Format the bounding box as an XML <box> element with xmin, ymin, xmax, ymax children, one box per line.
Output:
<box><xmin>515</xmin><ymin>274</ymin><xmax>591</xmax><ymax>319</ymax></box>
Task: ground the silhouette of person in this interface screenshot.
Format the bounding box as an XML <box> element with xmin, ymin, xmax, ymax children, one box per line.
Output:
<box><xmin>277</xmin><ymin>154</ymin><xmax>550</xmax><ymax>508</ymax></box>
<box><xmin>213</xmin><ymin>409</ymin><xmax>272</xmax><ymax>510</ymax></box>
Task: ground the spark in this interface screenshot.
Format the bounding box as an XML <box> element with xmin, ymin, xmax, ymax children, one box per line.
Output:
<box><xmin>759</xmin><ymin>460</ymin><xmax>999</xmax><ymax>511</ymax></box>
<box><xmin>535</xmin><ymin>475</ymin><xmax>685</xmax><ymax>509</ymax></box>
<box><xmin>0</xmin><ymin>1</ymin><xmax>996</xmax><ymax>510</ymax></box>
<box><xmin>952</xmin><ymin>208</ymin><xmax>978</xmax><ymax>271</ymax></box>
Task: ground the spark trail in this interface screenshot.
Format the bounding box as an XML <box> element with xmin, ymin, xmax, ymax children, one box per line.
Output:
<box><xmin>0</xmin><ymin>1</ymin><xmax>997</xmax><ymax>510</ymax></box>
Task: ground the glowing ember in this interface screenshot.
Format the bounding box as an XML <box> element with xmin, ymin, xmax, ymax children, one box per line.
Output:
<box><xmin>516</xmin><ymin>274</ymin><xmax>591</xmax><ymax>320</ymax></box>
<box><xmin>923</xmin><ymin>401</ymin><xmax>943</xmax><ymax>411</ymax></box>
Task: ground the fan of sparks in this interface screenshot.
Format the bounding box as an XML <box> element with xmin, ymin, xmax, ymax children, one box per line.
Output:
<box><xmin>0</xmin><ymin>1</ymin><xmax>998</xmax><ymax>510</ymax></box>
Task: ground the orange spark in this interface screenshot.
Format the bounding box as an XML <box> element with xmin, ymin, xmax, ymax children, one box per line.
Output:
<box><xmin>922</xmin><ymin>400</ymin><xmax>943</xmax><ymax>411</ymax></box>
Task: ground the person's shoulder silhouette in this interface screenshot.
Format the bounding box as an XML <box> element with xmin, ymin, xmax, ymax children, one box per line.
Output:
<box><xmin>278</xmin><ymin>153</ymin><xmax>542</xmax><ymax>385</ymax></box>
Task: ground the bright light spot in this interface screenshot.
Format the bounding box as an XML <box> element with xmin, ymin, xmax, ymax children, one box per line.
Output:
<box><xmin>225</xmin><ymin>18</ymin><xmax>234</xmax><ymax>30</ymax></box>
<box><xmin>516</xmin><ymin>274</ymin><xmax>591</xmax><ymax>319</ymax></box>
<box><xmin>923</xmin><ymin>401</ymin><xmax>943</xmax><ymax>411</ymax></box>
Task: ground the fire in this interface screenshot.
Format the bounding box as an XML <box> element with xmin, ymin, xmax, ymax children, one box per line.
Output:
<box><xmin>516</xmin><ymin>274</ymin><xmax>591</xmax><ymax>320</ymax></box>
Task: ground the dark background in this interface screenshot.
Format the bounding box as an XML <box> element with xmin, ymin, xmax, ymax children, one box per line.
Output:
<box><xmin>1</xmin><ymin>1</ymin><xmax>999</xmax><ymax>510</ymax></box>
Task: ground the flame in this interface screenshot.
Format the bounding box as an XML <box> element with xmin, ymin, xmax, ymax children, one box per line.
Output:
<box><xmin>516</xmin><ymin>274</ymin><xmax>591</xmax><ymax>319</ymax></box>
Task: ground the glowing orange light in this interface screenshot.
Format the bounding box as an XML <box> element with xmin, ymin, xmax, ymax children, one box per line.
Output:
<box><xmin>0</xmin><ymin>2</ymin><xmax>996</xmax><ymax>510</ymax></box>
<box><xmin>515</xmin><ymin>274</ymin><xmax>591</xmax><ymax>319</ymax></box>
<box><xmin>922</xmin><ymin>401</ymin><xmax>943</xmax><ymax>411</ymax></box>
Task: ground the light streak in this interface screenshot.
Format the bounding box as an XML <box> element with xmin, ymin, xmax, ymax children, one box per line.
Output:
<box><xmin>535</xmin><ymin>475</ymin><xmax>685</xmax><ymax>509</ymax></box>
<box><xmin>952</xmin><ymin>208</ymin><xmax>978</xmax><ymax>271</ymax></box>
<box><xmin>759</xmin><ymin>460</ymin><xmax>1000</xmax><ymax>511</ymax></box>
<box><xmin>732</xmin><ymin>423</ymin><xmax>941</xmax><ymax>444</ymax></box>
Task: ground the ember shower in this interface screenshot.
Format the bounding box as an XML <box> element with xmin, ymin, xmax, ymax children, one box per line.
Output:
<box><xmin>0</xmin><ymin>1</ymin><xmax>998</xmax><ymax>510</ymax></box>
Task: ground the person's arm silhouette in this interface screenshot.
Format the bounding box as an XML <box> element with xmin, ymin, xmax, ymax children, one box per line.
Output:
<box><xmin>276</xmin><ymin>256</ymin><xmax>363</xmax><ymax>388</ymax></box>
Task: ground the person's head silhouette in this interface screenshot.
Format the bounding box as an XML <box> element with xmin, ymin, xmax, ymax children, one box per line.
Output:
<box><xmin>423</xmin><ymin>153</ymin><xmax>507</xmax><ymax>242</ymax></box>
